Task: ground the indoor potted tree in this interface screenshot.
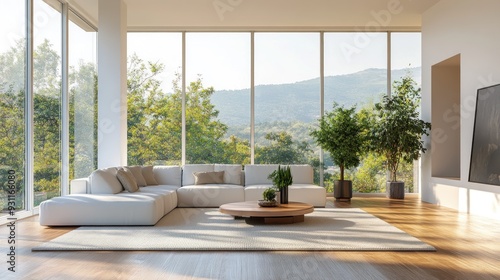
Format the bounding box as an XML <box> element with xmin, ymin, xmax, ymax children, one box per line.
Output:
<box><xmin>370</xmin><ymin>75</ymin><xmax>431</xmax><ymax>199</ymax></box>
<box><xmin>267</xmin><ymin>165</ymin><xmax>293</xmax><ymax>204</ymax></box>
<box><xmin>310</xmin><ymin>103</ymin><xmax>365</xmax><ymax>201</ymax></box>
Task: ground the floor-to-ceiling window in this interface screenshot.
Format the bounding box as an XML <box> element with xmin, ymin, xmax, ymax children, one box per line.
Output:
<box><xmin>69</xmin><ymin>11</ymin><xmax>97</xmax><ymax>180</ymax></box>
<box><xmin>391</xmin><ymin>32</ymin><xmax>422</xmax><ymax>193</ymax></box>
<box><xmin>324</xmin><ymin>32</ymin><xmax>388</xmax><ymax>193</ymax></box>
<box><xmin>0</xmin><ymin>0</ymin><xmax>26</xmax><ymax>215</ymax></box>
<box><xmin>33</xmin><ymin>0</ymin><xmax>62</xmax><ymax>206</ymax></box>
<box><xmin>254</xmin><ymin>32</ymin><xmax>320</xmax><ymax>179</ymax></box>
<box><xmin>186</xmin><ymin>32</ymin><xmax>251</xmax><ymax>164</ymax></box>
<box><xmin>127</xmin><ymin>33</ymin><xmax>183</xmax><ymax>166</ymax></box>
<box><xmin>125</xmin><ymin>31</ymin><xmax>422</xmax><ymax>193</ymax></box>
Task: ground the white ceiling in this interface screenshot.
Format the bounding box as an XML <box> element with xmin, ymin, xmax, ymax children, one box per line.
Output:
<box><xmin>67</xmin><ymin>0</ymin><xmax>440</xmax><ymax>31</ymax></box>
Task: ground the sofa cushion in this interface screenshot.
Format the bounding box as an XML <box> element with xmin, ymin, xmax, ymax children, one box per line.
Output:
<box><xmin>214</xmin><ymin>164</ymin><xmax>242</xmax><ymax>185</ymax></box>
<box><xmin>140</xmin><ymin>185</ymin><xmax>179</xmax><ymax>215</ymax></box>
<box><xmin>89</xmin><ymin>167</ymin><xmax>123</xmax><ymax>194</ymax></box>
<box><xmin>244</xmin><ymin>184</ymin><xmax>273</xmax><ymax>201</ymax></box>
<box><xmin>177</xmin><ymin>184</ymin><xmax>245</xmax><ymax>207</ymax></box>
<box><xmin>127</xmin><ymin>165</ymin><xmax>148</xmax><ymax>187</ymax></box>
<box><xmin>182</xmin><ymin>164</ymin><xmax>214</xmax><ymax>185</ymax></box>
<box><xmin>194</xmin><ymin>171</ymin><xmax>225</xmax><ymax>185</ymax></box>
<box><xmin>142</xmin><ymin>165</ymin><xmax>158</xmax><ymax>185</ymax></box>
<box><xmin>153</xmin><ymin>165</ymin><xmax>181</xmax><ymax>186</ymax></box>
<box><xmin>116</xmin><ymin>168</ymin><xmax>139</xmax><ymax>192</ymax></box>
<box><xmin>39</xmin><ymin>193</ymin><xmax>164</xmax><ymax>226</ymax></box>
<box><xmin>290</xmin><ymin>165</ymin><xmax>314</xmax><ymax>184</ymax></box>
<box><xmin>244</xmin><ymin>164</ymin><xmax>279</xmax><ymax>186</ymax></box>
<box><xmin>70</xmin><ymin>178</ymin><xmax>88</xmax><ymax>194</ymax></box>
<box><xmin>289</xmin><ymin>184</ymin><xmax>327</xmax><ymax>207</ymax></box>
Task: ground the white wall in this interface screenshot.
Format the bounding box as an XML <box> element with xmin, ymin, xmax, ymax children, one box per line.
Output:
<box><xmin>421</xmin><ymin>0</ymin><xmax>500</xmax><ymax>219</ymax></box>
<box><xmin>97</xmin><ymin>0</ymin><xmax>128</xmax><ymax>168</ymax></box>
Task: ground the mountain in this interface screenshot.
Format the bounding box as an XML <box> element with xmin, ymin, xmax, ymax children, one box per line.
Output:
<box><xmin>211</xmin><ymin>67</ymin><xmax>421</xmax><ymax>126</ymax></box>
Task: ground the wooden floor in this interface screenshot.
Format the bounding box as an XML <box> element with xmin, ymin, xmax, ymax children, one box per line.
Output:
<box><xmin>1</xmin><ymin>196</ymin><xmax>500</xmax><ymax>280</ymax></box>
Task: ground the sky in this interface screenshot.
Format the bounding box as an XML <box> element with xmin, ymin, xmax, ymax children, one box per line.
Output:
<box><xmin>1</xmin><ymin>1</ymin><xmax>421</xmax><ymax>92</ymax></box>
<box><xmin>129</xmin><ymin>32</ymin><xmax>421</xmax><ymax>91</ymax></box>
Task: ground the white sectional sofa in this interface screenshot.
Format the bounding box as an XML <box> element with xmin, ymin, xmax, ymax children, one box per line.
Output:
<box><xmin>39</xmin><ymin>164</ymin><xmax>326</xmax><ymax>226</ymax></box>
<box><xmin>39</xmin><ymin>166</ymin><xmax>181</xmax><ymax>226</ymax></box>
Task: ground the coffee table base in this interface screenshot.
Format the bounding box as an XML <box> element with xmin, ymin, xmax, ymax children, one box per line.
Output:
<box><xmin>236</xmin><ymin>215</ymin><xmax>305</xmax><ymax>224</ymax></box>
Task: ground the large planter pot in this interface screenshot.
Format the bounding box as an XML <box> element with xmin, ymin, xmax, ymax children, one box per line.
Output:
<box><xmin>334</xmin><ymin>180</ymin><xmax>352</xmax><ymax>201</ymax></box>
<box><xmin>387</xmin><ymin>181</ymin><xmax>405</xmax><ymax>199</ymax></box>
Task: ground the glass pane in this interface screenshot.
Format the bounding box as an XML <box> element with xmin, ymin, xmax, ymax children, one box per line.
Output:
<box><xmin>69</xmin><ymin>12</ymin><xmax>97</xmax><ymax>179</ymax></box>
<box><xmin>391</xmin><ymin>32</ymin><xmax>422</xmax><ymax>193</ymax></box>
<box><xmin>186</xmin><ymin>32</ymin><xmax>251</xmax><ymax>164</ymax></box>
<box><xmin>324</xmin><ymin>32</ymin><xmax>387</xmax><ymax>193</ymax></box>
<box><xmin>33</xmin><ymin>0</ymin><xmax>62</xmax><ymax>206</ymax></box>
<box><xmin>0</xmin><ymin>0</ymin><xmax>26</xmax><ymax>215</ymax></box>
<box><xmin>391</xmin><ymin>32</ymin><xmax>421</xmax><ymax>85</ymax></box>
<box><xmin>254</xmin><ymin>33</ymin><xmax>320</xmax><ymax>182</ymax></box>
<box><xmin>127</xmin><ymin>33</ymin><xmax>182</xmax><ymax>165</ymax></box>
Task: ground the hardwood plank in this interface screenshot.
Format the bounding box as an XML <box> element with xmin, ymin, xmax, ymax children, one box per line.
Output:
<box><xmin>0</xmin><ymin>196</ymin><xmax>499</xmax><ymax>279</ymax></box>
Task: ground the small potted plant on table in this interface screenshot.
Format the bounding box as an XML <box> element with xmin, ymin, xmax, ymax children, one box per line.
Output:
<box><xmin>259</xmin><ymin>187</ymin><xmax>278</xmax><ymax>207</ymax></box>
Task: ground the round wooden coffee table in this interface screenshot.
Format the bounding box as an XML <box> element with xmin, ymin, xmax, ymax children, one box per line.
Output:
<box><xmin>219</xmin><ymin>201</ymin><xmax>314</xmax><ymax>224</ymax></box>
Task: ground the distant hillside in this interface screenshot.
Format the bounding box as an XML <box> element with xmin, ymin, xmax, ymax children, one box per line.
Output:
<box><xmin>211</xmin><ymin>67</ymin><xmax>421</xmax><ymax>126</ymax></box>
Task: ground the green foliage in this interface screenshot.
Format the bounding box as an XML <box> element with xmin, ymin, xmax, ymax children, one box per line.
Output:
<box><xmin>267</xmin><ymin>165</ymin><xmax>293</xmax><ymax>190</ymax></box>
<box><xmin>255</xmin><ymin>131</ymin><xmax>312</xmax><ymax>165</ymax></box>
<box><xmin>0</xmin><ymin>89</ymin><xmax>25</xmax><ymax>208</ymax></box>
<box><xmin>224</xmin><ymin>135</ymin><xmax>251</xmax><ymax>165</ymax></box>
<box><xmin>262</xmin><ymin>187</ymin><xmax>276</xmax><ymax>201</ymax></box>
<box><xmin>0</xmin><ymin>39</ymin><xmax>99</xmax><ymax>208</ymax></box>
<box><xmin>69</xmin><ymin>61</ymin><xmax>98</xmax><ymax>179</ymax></box>
<box><xmin>126</xmin><ymin>55</ymin><xmax>248</xmax><ymax>165</ymax></box>
<box><xmin>228</xmin><ymin>121</ymin><xmax>316</xmax><ymax>148</ymax></box>
<box><xmin>127</xmin><ymin>54</ymin><xmax>181</xmax><ymax>165</ymax></box>
<box><xmin>310</xmin><ymin>103</ymin><xmax>365</xmax><ymax>181</ymax></box>
<box><xmin>370</xmin><ymin>75</ymin><xmax>431</xmax><ymax>182</ymax></box>
<box><xmin>349</xmin><ymin>152</ymin><xmax>386</xmax><ymax>193</ymax></box>
<box><xmin>0</xmin><ymin>39</ymin><xmax>64</xmax><ymax>205</ymax></box>
<box><xmin>0</xmin><ymin>40</ymin><xmax>28</xmax><ymax>205</ymax></box>
<box><xmin>185</xmin><ymin>77</ymin><xmax>229</xmax><ymax>163</ymax></box>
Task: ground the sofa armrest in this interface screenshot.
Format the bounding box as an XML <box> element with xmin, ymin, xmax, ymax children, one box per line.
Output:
<box><xmin>70</xmin><ymin>178</ymin><xmax>89</xmax><ymax>194</ymax></box>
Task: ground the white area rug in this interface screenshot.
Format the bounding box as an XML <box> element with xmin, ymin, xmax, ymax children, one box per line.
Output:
<box><xmin>33</xmin><ymin>208</ymin><xmax>435</xmax><ymax>251</ymax></box>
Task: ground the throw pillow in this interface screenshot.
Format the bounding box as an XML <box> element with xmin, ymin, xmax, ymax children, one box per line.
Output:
<box><xmin>89</xmin><ymin>167</ymin><xmax>123</xmax><ymax>194</ymax></box>
<box><xmin>127</xmin><ymin>165</ymin><xmax>147</xmax><ymax>187</ymax></box>
<box><xmin>116</xmin><ymin>168</ymin><xmax>139</xmax><ymax>192</ymax></box>
<box><xmin>142</xmin><ymin>165</ymin><xmax>158</xmax><ymax>185</ymax></box>
<box><xmin>193</xmin><ymin>171</ymin><xmax>225</xmax><ymax>185</ymax></box>
<box><xmin>214</xmin><ymin>164</ymin><xmax>242</xmax><ymax>185</ymax></box>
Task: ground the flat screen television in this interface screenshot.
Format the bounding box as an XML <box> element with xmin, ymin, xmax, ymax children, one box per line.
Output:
<box><xmin>469</xmin><ymin>83</ymin><xmax>500</xmax><ymax>185</ymax></box>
